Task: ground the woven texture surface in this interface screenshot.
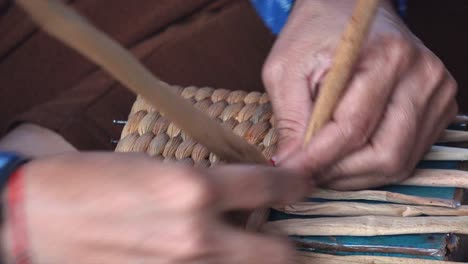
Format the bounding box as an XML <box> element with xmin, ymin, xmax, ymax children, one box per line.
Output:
<box><xmin>116</xmin><ymin>86</ymin><xmax>277</xmax><ymax>167</ymax></box>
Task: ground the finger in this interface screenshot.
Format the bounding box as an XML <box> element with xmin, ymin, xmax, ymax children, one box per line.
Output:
<box><xmin>407</xmin><ymin>79</ymin><xmax>458</xmax><ymax>168</ymax></box>
<box><xmin>263</xmin><ymin>48</ymin><xmax>335</xmax><ymax>162</ymax></box>
<box><xmin>331</xmin><ymin>39</ymin><xmax>411</xmax><ymax>152</ymax></box>
<box><xmin>325</xmin><ymin>102</ymin><xmax>456</xmax><ymax>191</ymax></box>
<box><xmin>274</xmin><ymin>69</ymin><xmax>331</xmax><ymax>163</ymax></box>
<box><xmin>318</xmin><ymin>48</ymin><xmax>441</xmax><ymax>183</ymax></box>
<box><xmin>403</xmin><ymin>54</ymin><xmax>458</xmax><ymax>167</ymax></box>
<box><xmin>219</xmin><ymin>226</ymin><xmax>296</xmax><ymax>264</ymax></box>
<box><xmin>317</xmin><ymin>97</ymin><xmax>419</xmax><ymax>185</ymax></box>
<box><xmin>264</xmin><ymin>68</ymin><xmax>315</xmax><ymax>162</ymax></box>
<box><xmin>326</xmin><ymin>173</ymin><xmax>398</xmax><ymax>190</ymax></box>
<box><xmin>282</xmin><ymin>41</ymin><xmax>411</xmax><ymax>174</ymax></box>
<box><xmin>133</xmin><ymin>215</ymin><xmax>220</xmax><ymax>260</ymax></box>
<box><xmin>205</xmin><ymin>165</ymin><xmax>312</xmax><ymax>211</ymax></box>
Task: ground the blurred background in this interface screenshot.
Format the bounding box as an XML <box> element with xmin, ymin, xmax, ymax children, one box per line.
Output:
<box><xmin>405</xmin><ymin>0</ymin><xmax>468</xmax><ymax>114</ymax></box>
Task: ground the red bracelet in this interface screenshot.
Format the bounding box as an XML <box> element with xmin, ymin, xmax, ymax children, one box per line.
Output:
<box><xmin>6</xmin><ymin>169</ymin><xmax>30</xmax><ymax>264</ymax></box>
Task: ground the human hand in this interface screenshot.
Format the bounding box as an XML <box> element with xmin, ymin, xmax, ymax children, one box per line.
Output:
<box><xmin>0</xmin><ymin>123</ymin><xmax>76</xmax><ymax>158</ymax></box>
<box><xmin>263</xmin><ymin>0</ymin><xmax>458</xmax><ymax>190</ymax></box>
<box><xmin>2</xmin><ymin>153</ymin><xmax>310</xmax><ymax>264</ymax></box>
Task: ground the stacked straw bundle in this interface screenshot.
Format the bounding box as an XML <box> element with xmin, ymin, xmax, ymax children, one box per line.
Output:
<box><xmin>116</xmin><ymin>86</ymin><xmax>277</xmax><ymax>166</ymax></box>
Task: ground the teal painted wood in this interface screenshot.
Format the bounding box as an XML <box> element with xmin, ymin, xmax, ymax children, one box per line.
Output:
<box><xmin>295</xmin><ymin>235</ymin><xmax>451</xmax><ymax>259</ymax></box>
<box><xmin>270</xmin><ymin>160</ymin><xmax>462</xmax><ymax>260</ymax></box>
<box><xmin>292</xmin><ymin>233</ymin><xmax>458</xmax><ymax>260</ymax></box>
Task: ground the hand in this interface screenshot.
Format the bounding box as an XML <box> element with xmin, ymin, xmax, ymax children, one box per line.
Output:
<box><xmin>262</xmin><ymin>0</ymin><xmax>458</xmax><ymax>190</ymax></box>
<box><xmin>2</xmin><ymin>153</ymin><xmax>309</xmax><ymax>264</ymax></box>
<box><xmin>0</xmin><ymin>123</ymin><xmax>76</xmax><ymax>158</ymax></box>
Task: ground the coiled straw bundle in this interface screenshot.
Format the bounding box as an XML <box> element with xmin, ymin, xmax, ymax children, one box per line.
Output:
<box><xmin>116</xmin><ymin>86</ymin><xmax>277</xmax><ymax>167</ymax></box>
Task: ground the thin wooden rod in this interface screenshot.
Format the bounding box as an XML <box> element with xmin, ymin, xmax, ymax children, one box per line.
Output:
<box><xmin>294</xmin><ymin>239</ymin><xmax>443</xmax><ymax>258</ymax></box>
<box><xmin>297</xmin><ymin>252</ymin><xmax>466</xmax><ymax>264</ymax></box>
<box><xmin>275</xmin><ymin>201</ymin><xmax>468</xmax><ymax>217</ymax></box>
<box><xmin>265</xmin><ymin>216</ymin><xmax>468</xmax><ymax>236</ymax></box>
<box><xmin>310</xmin><ymin>189</ymin><xmax>458</xmax><ymax>208</ymax></box>
<box><xmin>438</xmin><ymin>129</ymin><xmax>468</xmax><ymax>143</ymax></box>
<box><xmin>454</xmin><ymin>115</ymin><xmax>468</xmax><ymax>124</ymax></box>
<box><xmin>304</xmin><ymin>0</ymin><xmax>380</xmax><ymax>144</ymax></box>
<box><xmin>309</xmin><ymin>169</ymin><xmax>468</xmax><ymax>189</ymax></box>
<box><xmin>401</xmin><ymin>169</ymin><xmax>468</xmax><ymax>189</ymax></box>
<box><xmin>16</xmin><ymin>0</ymin><xmax>267</xmax><ymax>165</ymax></box>
<box><xmin>424</xmin><ymin>146</ymin><xmax>468</xmax><ymax>161</ymax></box>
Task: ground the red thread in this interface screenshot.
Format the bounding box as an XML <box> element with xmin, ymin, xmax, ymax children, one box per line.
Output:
<box><xmin>270</xmin><ymin>159</ymin><xmax>277</xmax><ymax>167</ymax></box>
<box><xmin>7</xmin><ymin>169</ymin><xmax>30</xmax><ymax>264</ymax></box>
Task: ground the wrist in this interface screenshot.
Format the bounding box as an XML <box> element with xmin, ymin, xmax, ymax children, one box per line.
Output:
<box><xmin>0</xmin><ymin>153</ymin><xmax>29</xmax><ymax>264</ymax></box>
<box><xmin>293</xmin><ymin>0</ymin><xmax>395</xmax><ymax>17</ymax></box>
<box><xmin>0</xmin><ymin>124</ymin><xmax>76</xmax><ymax>159</ymax></box>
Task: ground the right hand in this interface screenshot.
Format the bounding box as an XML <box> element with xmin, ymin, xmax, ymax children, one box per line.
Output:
<box><xmin>263</xmin><ymin>0</ymin><xmax>457</xmax><ymax>190</ymax></box>
<box><xmin>2</xmin><ymin>152</ymin><xmax>310</xmax><ymax>264</ymax></box>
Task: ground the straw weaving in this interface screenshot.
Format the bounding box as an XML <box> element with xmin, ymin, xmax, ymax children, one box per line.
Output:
<box><xmin>117</xmin><ymin>86</ymin><xmax>276</xmax><ymax>166</ymax></box>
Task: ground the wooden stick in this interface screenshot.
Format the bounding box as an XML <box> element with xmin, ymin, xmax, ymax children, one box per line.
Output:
<box><xmin>16</xmin><ymin>0</ymin><xmax>270</xmax><ymax>232</ymax></box>
<box><xmin>438</xmin><ymin>129</ymin><xmax>468</xmax><ymax>143</ymax></box>
<box><xmin>275</xmin><ymin>201</ymin><xmax>468</xmax><ymax>217</ymax></box>
<box><xmin>424</xmin><ymin>146</ymin><xmax>468</xmax><ymax>161</ymax></box>
<box><xmin>297</xmin><ymin>252</ymin><xmax>466</xmax><ymax>264</ymax></box>
<box><xmin>304</xmin><ymin>0</ymin><xmax>379</xmax><ymax>144</ymax></box>
<box><xmin>16</xmin><ymin>0</ymin><xmax>267</xmax><ymax>165</ymax></box>
<box><xmin>401</xmin><ymin>169</ymin><xmax>468</xmax><ymax>189</ymax></box>
<box><xmin>265</xmin><ymin>216</ymin><xmax>468</xmax><ymax>236</ymax></box>
<box><xmin>310</xmin><ymin>189</ymin><xmax>458</xmax><ymax>208</ymax></box>
<box><xmin>294</xmin><ymin>239</ymin><xmax>444</xmax><ymax>258</ymax></box>
<box><xmin>454</xmin><ymin>115</ymin><xmax>468</xmax><ymax>124</ymax></box>
<box><xmin>309</xmin><ymin>169</ymin><xmax>468</xmax><ymax>189</ymax></box>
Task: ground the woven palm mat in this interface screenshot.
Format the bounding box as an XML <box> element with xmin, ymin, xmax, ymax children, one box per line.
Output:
<box><xmin>116</xmin><ymin>86</ymin><xmax>277</xmax><ymax>166</ymax></box>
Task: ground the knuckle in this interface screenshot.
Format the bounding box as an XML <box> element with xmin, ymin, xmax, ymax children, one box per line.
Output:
<box><xmin>262</xmin><ymin>57</ymin><xmax>288</xmax><ymax>88</ymax></box>
<box><xmin>328</xmin><ymin>163</ymin><xmax>348</xmax><ymax>179</ymax></box>
<box><xmin>392</xmin><ymin>170</ymin><xmax>412</xmax><ymax>183</ymax></box>
<box><xmin>382</xmin><ymin>35</ymin><xmax>414</xmax><ymax>67</ymax></box>
<box><xmin>337</xmin><ymin>118</ymin><xmax>370</xmax><ymax>148</ymax></box>
<box><xmin>178</xmin><ymin>223</ymin><xmax>211</xmax><ymax>258</ymax></box>
<box><xmin>421</xmin><ymin>52</ymin><xmax>446</xmax><ymax>86</ymax></box>
<box><xmin>173</xmin><ymin>167</ymin><xmax>215</xmax><ymax>210</ymax></box>
<box><xmin>445</xmin><ymin>78</ymin><xmax>458</xmax><ymax>99</ymax></box>
<box><xmin>266</xmin><ymin>240</ymin><xmax>295</xmax><ymax>264</ymax></box>
<box><xmin>276</xmin><ymin>116</ymin><xmax>306</xmax><ymax>138</ymax></box>
<box><xmin>450</xmin><ymin>103</ymin><xmax>459</xmax><ymax>119</ymax></box>
<box><xmin>378</xmin><ymin>151</ymin><xmax>406</xmax><ymax>176</ymax></box>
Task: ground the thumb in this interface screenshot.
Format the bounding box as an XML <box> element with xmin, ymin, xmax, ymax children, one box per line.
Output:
<box><xmin>263</xmin><ymin>74</ymin><xmax>316</xmax><ymax>164</ymax></box>
<box><xmin>273</xmin><ymin>124</ymin><xmax>303</xmax><ymax>165</ymax></box>
<box><xmin>264</xmin><ymin>67</ymin><xmax>327</xmax><ymax>164</ymax></box>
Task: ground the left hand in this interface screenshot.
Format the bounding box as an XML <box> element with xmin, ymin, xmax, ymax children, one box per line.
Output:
<box><xmin>3</xmin><ymin>152</ymin><xmax>309</xmax><ymax>264</ymax></box>
<box><xmin>262</xmin><ymin>0</ymin><xmax>458</xmax><ymax>190</ymax></box>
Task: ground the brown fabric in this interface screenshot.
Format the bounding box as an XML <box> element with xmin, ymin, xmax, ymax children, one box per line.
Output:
<box><xmin>406</xmin><ymin>0</ymin><xmax>468</xmax><ymax>113</ymax></box>
<box><xmin>0</xmin><ymin>0</ymin><xmax>275</xmax><ymax>150</ymax></box>
<box><xmin>3</xmin><ymin>0</ymin><xmax>465</xmax><ymax>151</ymax></box>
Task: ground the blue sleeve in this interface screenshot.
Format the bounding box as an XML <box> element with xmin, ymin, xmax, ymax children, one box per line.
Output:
<box><xmin>249</xmin><ymin>0</ymin><xmax>407</xmax><ymax>35</ymax></box>
<box><xmin>249</xmin><ymin>0</ymin><xmax>295</xmax><ymax>35</ymax></box>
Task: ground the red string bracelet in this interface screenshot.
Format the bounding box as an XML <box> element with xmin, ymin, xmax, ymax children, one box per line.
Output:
<box><xmin>6</xmin><ymin>169</ymin><xmax>30</xmax><ymax>264</ymax></box>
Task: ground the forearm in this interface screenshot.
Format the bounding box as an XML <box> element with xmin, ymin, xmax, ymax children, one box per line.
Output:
<box><xmin>0</xmin><ymin>123</ymin><xmax>76</xmax><ymax>158</ymax></box>
<box><xmin>294</xmin><ymin>0</ymin><xmax>394</xmax><ymax>10</ymax></box>
<box><xmin>290</xmin><ymin>0</ymin><xmax>396</xmax><ymax>23</ymax></box>
<box><xmin>0</xmin><ymin>125</ymin><xmax>75</xmax><ymax>262</ymax></box>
